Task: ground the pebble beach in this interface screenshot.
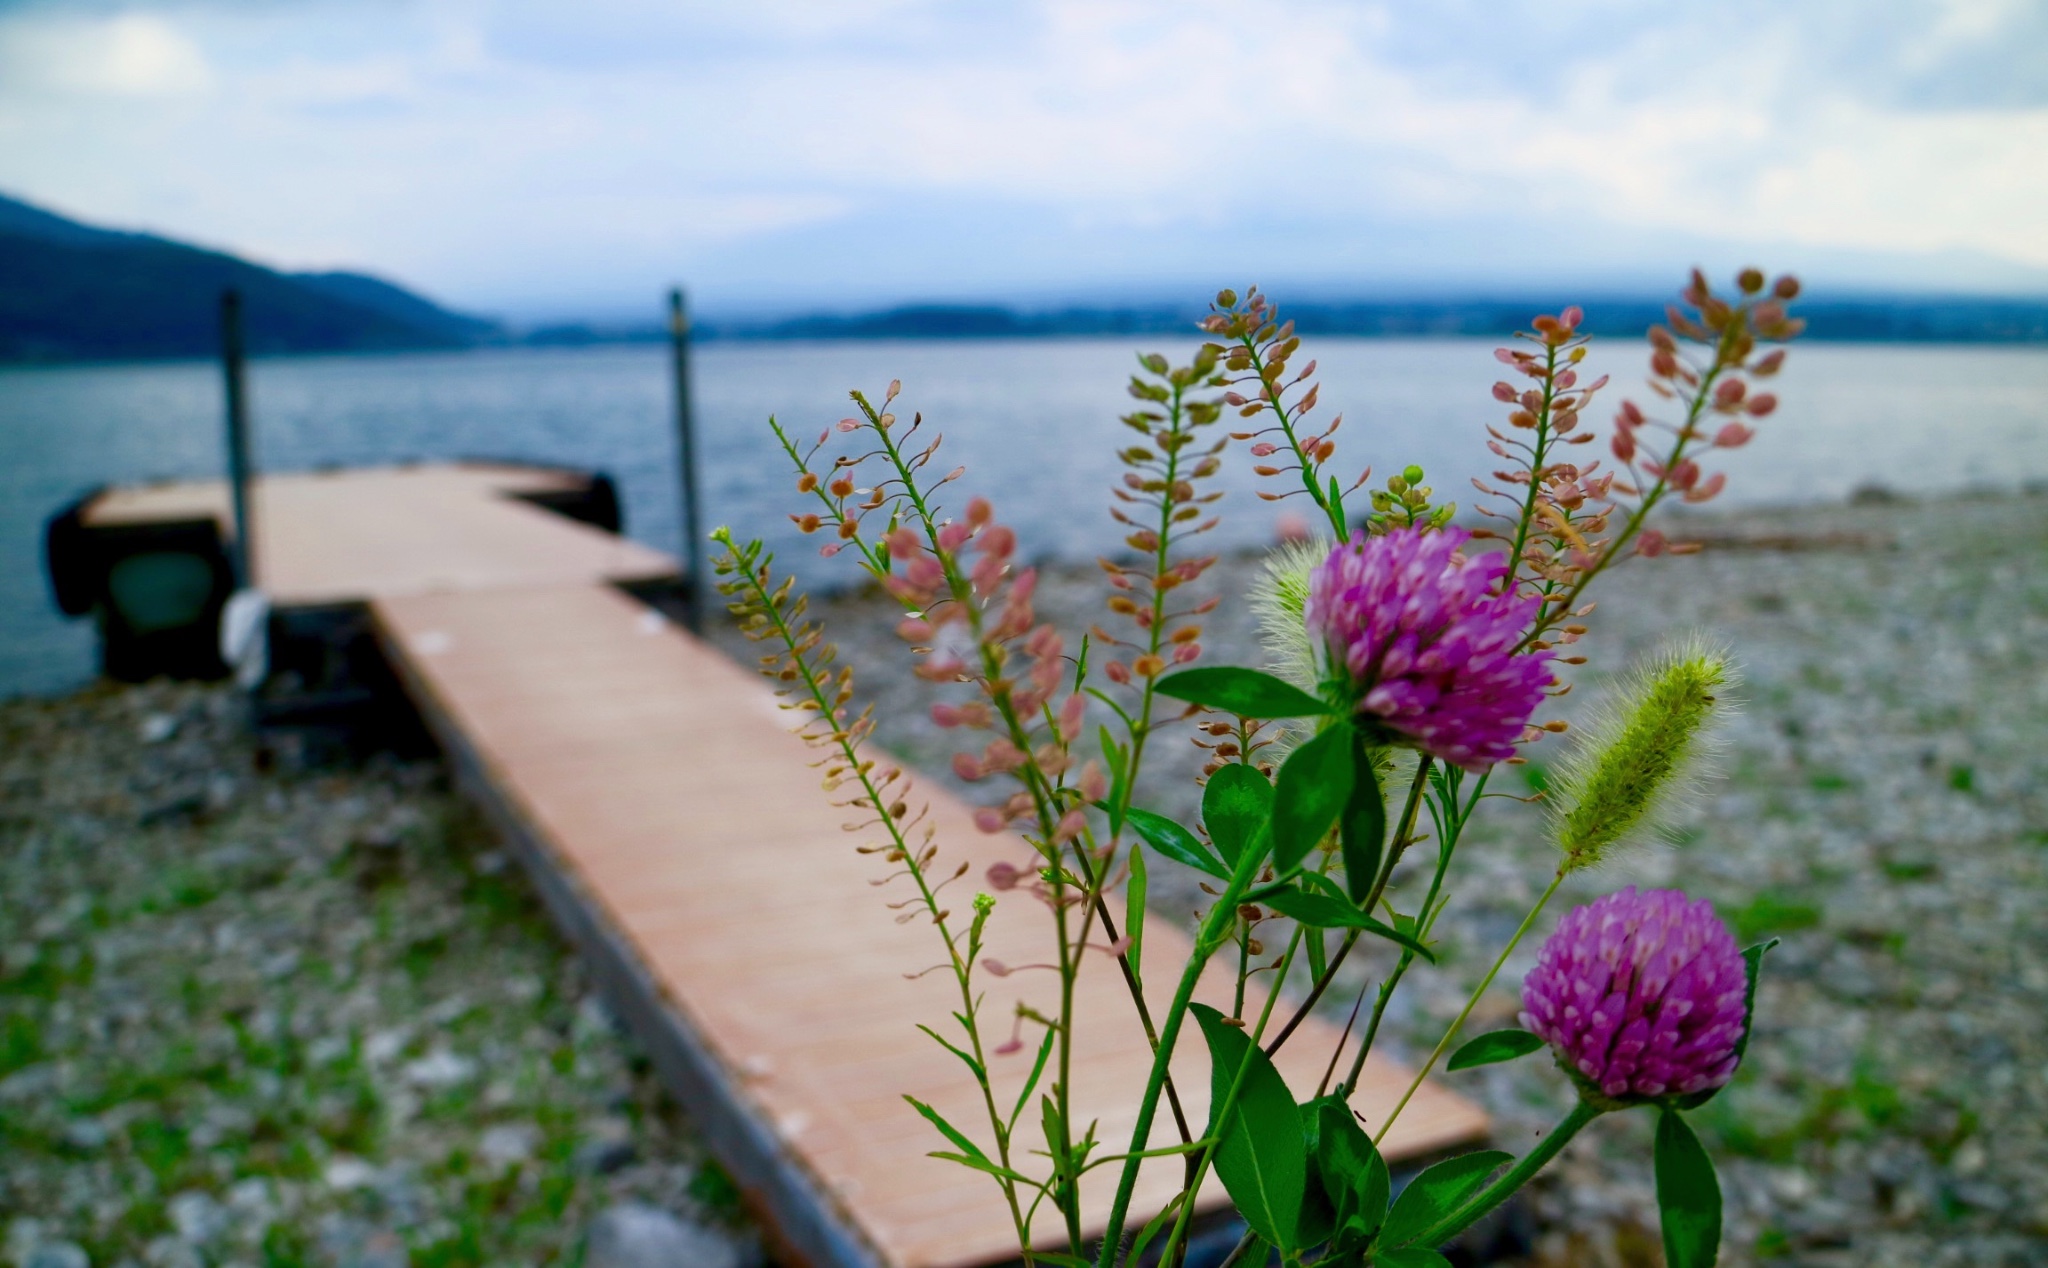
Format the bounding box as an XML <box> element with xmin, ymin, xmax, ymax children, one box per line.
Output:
<box><xmin>4</xmin><ymin>489</ymin><xmax>2045</xmax><ymax>1267</ymax></box>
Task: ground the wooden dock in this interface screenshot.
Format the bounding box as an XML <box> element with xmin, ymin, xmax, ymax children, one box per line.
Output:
<box><xmin>76</xmin><ymin>464</ymin><xmax>1489</xmax><ymax>1267</ymax></box>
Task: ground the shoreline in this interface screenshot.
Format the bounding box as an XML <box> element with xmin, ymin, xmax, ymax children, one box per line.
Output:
<box><xmin>4</xmin><ymin>490</ymin><xmax>2044</xmax><ymax>1266</ymax></box>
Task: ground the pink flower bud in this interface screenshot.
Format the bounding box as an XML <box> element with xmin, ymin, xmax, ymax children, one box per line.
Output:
<box><xmin>980</xmin><ymin>525</ymin><xmax>1016</xmax><ymax>559</ymax></box>
<box><xmin>1078</xmin><ymin>761</ymin><xmax>1108</xmax><ymax>803</ymax></box>
<box><xmin>1492</xmin><ymin>382</ymin><xmax>1517</xmax><ymax>403</ymax></box>
<box><xmin>1714</xmin><ymin>422</ymin><xmax>1754</xmax><ymax>448</ymax></box>
<box><xmin>937</xmin><ymin>521</ymin><xmax>972</xmax><ymax>551</ymax></box>
<box><xmin>1746</xmin><ymin>393</ymin><xmax>1778</xmax><ymax>417</ymax></box>
<box><xmin>982</xmin><ymin>739</ymin><xmax>1025</xmax><ymax>773</ymax></box>
<box><xmin>1104</xmin><ymin>660</ymin><xmax>1131</xmax><ymax>685</ymax></box>
<box><xmin>1683</xmin><ymin>472</ymin><xmax>1727</xmax><ymax>503</ymax></box>
<box><xmin>1636</xmin><ymin>529</ymin><xmax>1668</xmax><ymax>557</ymax></box>
<box><xmin>952</xmin><ymin>752</ymin><xmax>985</xmax><ymax>781</ymax></box>
<box><xmin>1307</xmin><ymin>527</ymin><xmax>1552</xmax><ymax>770</ymax></box>
<box><xmin>1611</xmin><ymin>431</ymin><xmax>1636</xmax><ymax>463</ymax></box>
<box><xmin>1561</xmin><ymin>305</ymin><xmax>1583</xmax><ymax>329</ymax></box>
<box><xmin>1521</xmin><ymin>888</ymin><xmax>1749</xmax><ymax>1101</ymax></box>
<box><xmin>1713</xmin><ymin>379</ymin><xmax>1746</xmax><ymax>409</ymax></box>
<box><xmin>973</xmin><ymin>807</ymin><xmax>1009</xmax><ymax>834</ymax></box>
<box><xmin>1053</xmin><ymin>808</ymin><xmax>1087</xmax><ymax>843</ymax></box>
<box><xmin>892</xmin><ymin>557</ymin><xmax>936</xmax><ymax>590</ymax></box>
<box><xmin>1172</xmin><ymin>642</ymin><xmax>1201</xmax><ymax>664</ymax></box>
<box><xmin>1059</xmin><ymin>693</ymin><xmax>1088</xmax><ymax>739</ymax></box>
<box><xmin>967</xmin><ymin>497</ymin><xmax>993</xmax><ymax>526</ymax></box>
<box><xmin>930</xmin><ymin>703</ymin><xmax>962</xmax><ymax>728</ymax></box>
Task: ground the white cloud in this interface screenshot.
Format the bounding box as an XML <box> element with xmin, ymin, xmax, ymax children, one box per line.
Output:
<box><xmin>0</xmin><ymin>0</ymin><xmax>2041</xmax><ymax>313</ymax></box>
<box><xmin>0</xmin><ymin>12</ymin><xmax>214</xmax><ymax>98</ymax></box>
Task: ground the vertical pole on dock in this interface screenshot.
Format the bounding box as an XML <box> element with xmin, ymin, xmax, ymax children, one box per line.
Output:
<box><xmin>220</xmin><ymin>288</ymin><xmax>256</xmax><ymax>588</ymax></box>
<box><xmin>668</xmin><ymin>287</ymin><xmax>705</xmax><ymax>633</ymax></box>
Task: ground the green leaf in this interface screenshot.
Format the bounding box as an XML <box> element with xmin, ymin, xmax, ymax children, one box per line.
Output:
<box><xmin>905</xmin><ymin>1096</ymin><xmax>989</xmax><ymax>1165</ymax></box>
<box><xmin>1156</xmin><ymin>666</ymin><xmax>1334</xmax><ymax>718</ymax></box>
<box><xmin>1655</xmin><ymin>1109</ymin><xmax>1722</xmax><ymax>1268</ymax></box>
<box><xmin>1204</xmin><ymin>762</ymin><xmax>1274</xmax><ymax>865</ymax></box>
<box><xmin>1305</xmin><ymin>922</ymin><xmax>1327</xmax><ymax>982</ymax></box>
<box><xmin>1381</xmin><ymin>1150</ymin><xmax>1513</xmax><ymax>1248</ymax></box>
<box><xmin>1678</xmin><ymin>936</ymin><xmax>1777</xmax><ymax>1109</ymax></box>
<box><xmin>1313</xmin><ymin>1098</ymin><xmax>1389</xmax><ymax>1249</ymax></box>
<box><xmin>1123</xmin><ymin>806</ymin><xmax>1228</xmax><ymax>878</ymax></box>
<box><xmin>1446</xmin><ymin>1029</ymin><xmax>1545</xmax><ymax>1072</ymax></box>
<box><xmin>1273</xmin><ymin>723</ymin><xmax>1354</xmax><ymax>872</ymax></box>
<box><xmin>1376</xmin><ymin>1249</ymin><xmax>1454</xmax><ymax>1268</ymax></box>
<box><xmin>1257</xmin><ymin>886</ymin><xmax>1435</xmax><ymax>961</ymax></box>
<box><xmin>1340</xmin><ymin>735</ymin><xmax>1387</xmax><ymax>903</ymax></box>
<box><xmin>1295</xmin><ymin>1099</ymin><xmax>1337</xmax><ymax>1250</ymax></box>
<box><xmin>1192</xmin><ymin>1003</ymin><xmax>1306</xmax><ymax>1251</ymax></box>
<box><xmin>915</xmin><ymin>1024</ymin><xmax>986</xmax><ymax>1082</ymax></box>
<box><xmin>1125</xmin><ymin>844</ymin><xmax>1148</xmax><ymax>980</ymax></box>
<box><xmin>1125</xmin><ymin>1192</ymin><xmax>1185</xmax><ymax>1268</ymax></box>
<box><xmin>927</xmin><ymin>1151</ymin><xmax>1040</xmax><ymax>1186</ymax></box>
<box><xmin>1733</xmin><ymin>938</ymin><xmax>1779</xmax><ymax>1066</ymax></box>
<box><xmin>1009</xmin><ymin>1027</ymin><xmax>1057</xmax><ymax>1130</ymax></box>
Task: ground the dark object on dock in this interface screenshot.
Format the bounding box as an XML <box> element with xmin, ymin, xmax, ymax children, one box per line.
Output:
<box><xmin>44</xmin><ymin>499</ymin><xmax>234</xmax><ymax>681</ymax></box>
<box><xmin>42</xmin><ymin>464</ymin><xmax>636</xmax><ymax>685</ymax></box>
<box><xmin>507</xmin><ymin>468</ymin><xmax>622</xmax><ymax>534</ymax></box>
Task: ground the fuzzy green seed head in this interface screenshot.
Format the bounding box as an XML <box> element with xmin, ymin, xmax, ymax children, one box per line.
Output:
<box><xmin>1550</xmin><ymin>638</ymin><xmax>1735</xmax><ymax>873</ymax></box>
<box><xmin>1249</xmin><ymin>537</ymin><xmax>1332</xmax><ymax>691</ymax></box>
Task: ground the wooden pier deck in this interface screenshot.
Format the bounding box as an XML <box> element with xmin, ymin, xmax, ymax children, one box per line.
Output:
<box><xmin>80</xmin><ymin>464</ymin><xmax>1490</xmax><ymax>1267</ymax></box>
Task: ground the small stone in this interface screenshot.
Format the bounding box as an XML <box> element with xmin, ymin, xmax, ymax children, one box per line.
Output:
<box><xmin>574</xmin><ymin>1135</ymin><xmax>637</xmax><ymax>1176</ymax></box>
<box><xmin>63</xmin><ymin>1117</ymin><xmax>110</xmax><ymax>1150</ymax></box>
<box><xmin>25</xmin><ymin>1245</ymin><xmax>90</xmax><ymax>1268</ymax></box>
<box><xmin>584</xmin><ymin>1204</ymin><xmax>742</xmax><ymax>1268</ymax></box>
<box><xmin>226</xmin><ymin>1177</ymin><xmax>272</xmax><ymax>1214</ymax></box>
<box><xmin>169</xmin><ymin>1191</ymin><xmax>228</xmax><ymax>1245</ymax></box>
<box><xmin>324</xmin><ymin>1157</ymin><xmax>379</xmax><ymax>1191</ymax></box>
<box><xmin>144</xmin><ymin>1235</ymin><xmax>204</xmax><ymax>1268</ymax></box>
<box><xmin>402</xmin><ymin>1048</ymin><xmax>476</xmax><ymax>1088</ymax></box>
<box><xmin>139</xmin><ymin>713</ymin><xmax>179</xmax><ymax>744</ymax></box>
<box><xmin>479</xmin><ymin>1122</ymin><xmax>539</xmax><ymax>1168</ymax></box>
<box><xmin>364</xmin><ymin>1028</ymin><xmax>408</xmax><ymax>1063</ymax></box>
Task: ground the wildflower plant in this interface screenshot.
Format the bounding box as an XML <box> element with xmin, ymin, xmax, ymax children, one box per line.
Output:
<box><xmin>713</xmin><ymin>268</ymin><xmax>1801</xmax><ymax>1267</ymax></box>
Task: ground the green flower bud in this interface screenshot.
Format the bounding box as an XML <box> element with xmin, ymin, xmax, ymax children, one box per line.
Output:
<box><xmin>1550</xmin><ymin>639</ymin><xmax>1735</xmax><ymax>873</ymax></box>
<box><xmin>1249</xmin><ymin>537</ymin><xmax>1333</xmax><ymax>692</ymax></box>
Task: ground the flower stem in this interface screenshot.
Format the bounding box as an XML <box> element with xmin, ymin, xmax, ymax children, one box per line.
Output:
<box><xmin>1414</xmin><ymin>1098</ymin><xmax>1602</xmax><ymax>1248</ymax></box>
<box><xmin>1092</xmin><ymin>841</ymin><xmax>1267</xmax><ymax>1267</ymax></box>
<box><xmin>1374</xmin><ymin>869</ymin><xmax>1565</xmax><ymax>1145</ymax></box>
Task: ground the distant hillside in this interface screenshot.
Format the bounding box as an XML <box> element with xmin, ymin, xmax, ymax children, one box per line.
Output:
<box><xmin>0</xmin><ymin>192</ymin><xmax>501</xmax><ymax>362</ymax></box>
<box><xmin>710</xmin><ymin>296</ymin><xmax>2048</xmax><ymax>343</ymax></box>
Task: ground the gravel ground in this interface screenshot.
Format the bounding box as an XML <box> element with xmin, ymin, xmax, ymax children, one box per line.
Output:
<box><xmin>0</xmin><ymin>686</ymin><xmax>758</xmax><ymax>1268</ymax></box>
<box><xmin>763</xmin><ymin>489</ymin><xmax>2048</xmax><ymax>1268</ymax></box>
<box><xmin>4</xmin><ymin>490</ymin><xmax>2043</xmax><ymax>1268</ymax></box>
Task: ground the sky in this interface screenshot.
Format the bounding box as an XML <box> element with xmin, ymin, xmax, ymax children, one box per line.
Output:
<box><xmin>1</xmin><ymin>0</ymin><xmax>2045</xmax><ymax>322</ymax></box>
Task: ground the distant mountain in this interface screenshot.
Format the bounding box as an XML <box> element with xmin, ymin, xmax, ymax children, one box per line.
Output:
<box><xmin>709</xmin><ymin>296</ymin><xmax>2048</xmax><ymax>343</ymax></box>
<box><xmin>0</xmin><ymin>192</ymin><xmax>502</xmax><ymax>362</ymax></box>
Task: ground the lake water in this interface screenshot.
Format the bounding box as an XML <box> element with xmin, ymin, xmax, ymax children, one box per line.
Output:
<box><xmin>4</xmin><ymin>337</ymin><xmax>2045</xmax><ymax>698</ymax></box>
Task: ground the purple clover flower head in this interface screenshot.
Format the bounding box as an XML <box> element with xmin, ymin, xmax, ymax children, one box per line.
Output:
<box><xmin>1520</xmin><ymin>887</ymin><xmax>1750</xmax><ymax>1103</ymax></box>
<box><xmin>1303</xmin><ymin>526</ymin><xmax>1552</xmax><ymax>769</ymax></box>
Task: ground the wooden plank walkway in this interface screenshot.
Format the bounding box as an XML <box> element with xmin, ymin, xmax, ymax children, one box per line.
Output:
<box><xmin>83</xmin><ymin>463</ymin><xmax>673</xmax><ymax>604</ymax></box>
<box><xmin>88</xmin><ymin>465</ymin><xmax>1490</xmax><ymax>1267</ymax></box>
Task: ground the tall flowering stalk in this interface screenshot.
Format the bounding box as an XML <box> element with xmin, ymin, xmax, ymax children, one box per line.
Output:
<box><xmin>718</xmin><ymin>267</ymin><xmax>1800</xmax><ymax>1267</ymax></box>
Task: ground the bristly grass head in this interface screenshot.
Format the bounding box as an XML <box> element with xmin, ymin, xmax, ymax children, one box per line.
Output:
<box><xmin>1249</xmin><ymin>536</ymin><xmax>1330</xmax><ymax>691</ymax></box>
<box><xmin>1549</xmin><ymin>636</ymin><xmax>1736</xmax><ymax>873</ymax></box>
